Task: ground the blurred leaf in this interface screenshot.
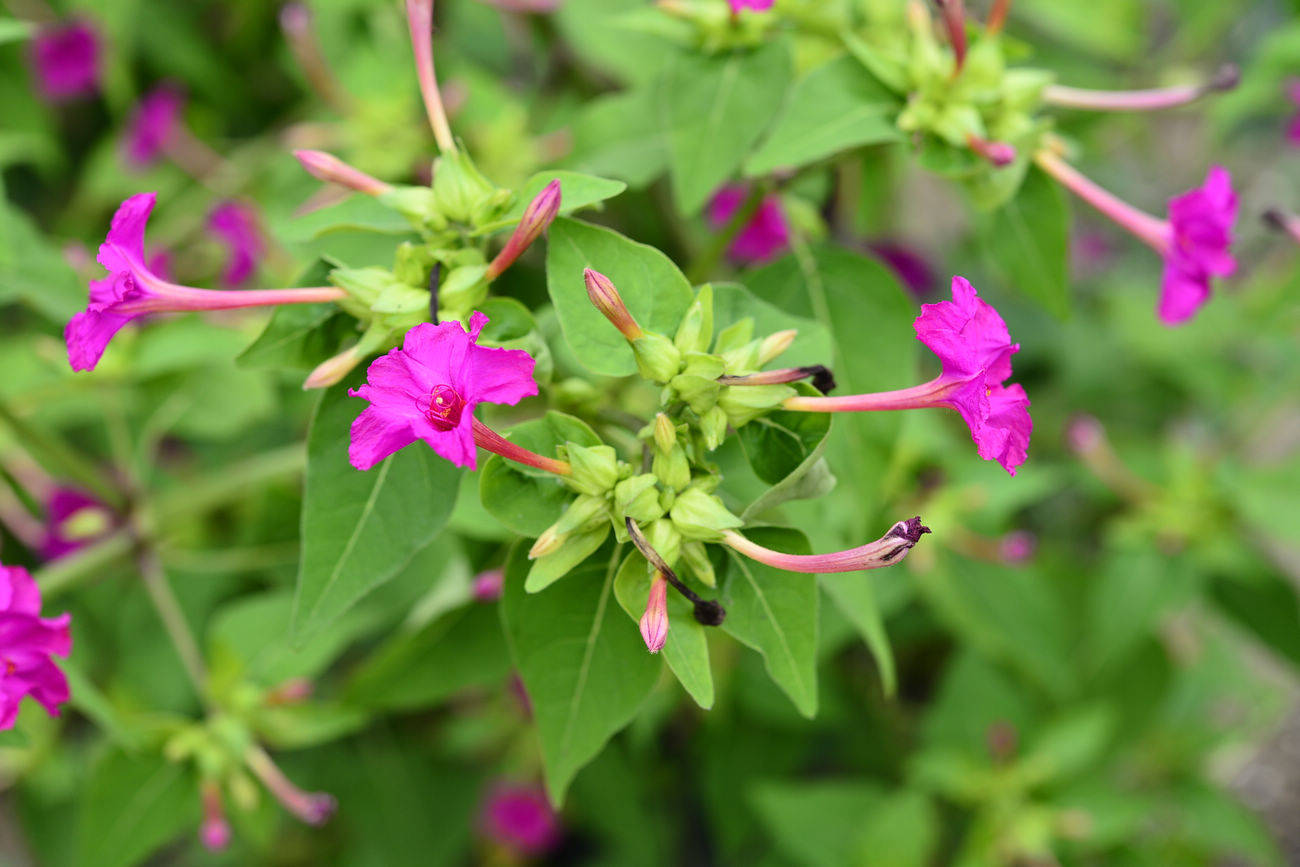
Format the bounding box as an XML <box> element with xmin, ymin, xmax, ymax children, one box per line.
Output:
<box><xmin>292</xmin><ymin>371</ymin><xmax>462</xmax><ymax>643</ymax></box>
<box><xmin>0</xmin><ymin>198</ymin><xmax>84</xmax><ymax>323</ymax></box>
<box><xmin>281</xmin><ymin>196</ymin><xmax>413</xmax><ymax>243</ymax></box>
<box><xmin>479</xmin><ymin>410</ymin><xmax>601</xmax><ymax>536</ymax></box>
<box><xmin>820</xmin><ymin>573</ymin><xmax>895</xmax><ymax>696</ymax></box>
<box><xmin>0</xmin><ymin>19</ymin><xmax>36</xmax><ymax>44</ymax></box>
<box><xmin>1210</xmin><ymin>569</ymin><xmax>1300</xmax><ymax>668</ymax></box>
<box><xmin>978</xmin><ymin>167</ymin><xmax>1071</xmax><ymax>319</ymax></box>
<box><xmin>76</xmin><ymin>749</ymin><xmax>195</xmax><ymax>867</ymax></box>
<box><xmin>239</xmin><ymin>260</ymin><xmax>355</xmax><ymax>371</ymax></box>
<box><xmin>751</xmin><ymin>780</ymin><xmax>884</xmax><ymax>867</ymax></box>
<box><xmin>487</xmin><ymin>170</ymin><xmax>627</xmax><ymax>229</ymax></box>
<box><xmin>738</xmin><ymin>404</ymin><xmax>831</xmax><ymax>487</ymax></box>
<box><xmin>500</xmin><ymin>542</ymin><xmax>659</xmax><ymax>805</ymax></box>
<box><xmin>1084</xmin><ymin>549</ymin><xmax>1202</xmax><ymax>677</ymax></box>
<box><xmin>746</xmin><ymin>55</ymin><xmax>902</xmax><ymax>177</ymax></box>
<box><xmin>720</xmin><ymin>527</ymin><xmax>819</xmax><ymax>717</ymax></box>
<box><xmin>612</xmin><ymin>551</ymin><xmax>714</xmax><ymax>709</ymax></box>
<box><xmin>565</xmin><ymin>89</ymin><xmax>671</xmax><ymax>188</ymax></box>
<box><xmin>659</xmin><ymin>42</ymin><xmax>793</xmax><ymax>215</ymax></box>
<box><xmin>256</xmin><ymin>702</ymin><xmax>370</xmax><ymax>750</ymax></box>
<box><xmin>545</xmin><ymin>217</ymin><xmax>694</xmax><ymax>376</ymax></box>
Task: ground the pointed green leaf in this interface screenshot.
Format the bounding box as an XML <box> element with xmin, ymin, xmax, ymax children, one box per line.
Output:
<box><xmin>978</xmin><ymin>166</ymin><xmax>1071</xmax><ymax>319</ymax></box>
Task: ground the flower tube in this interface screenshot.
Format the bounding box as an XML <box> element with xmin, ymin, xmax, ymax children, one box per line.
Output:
<box><xmin>722</xmin><ymin>517</ymin><xmax>930</xmax><ymax>574</ymax></box>
<box><xmin>1044</xmin><ymin>64</ymin><xmax>1239</xmax><ymax>112</ymax></box>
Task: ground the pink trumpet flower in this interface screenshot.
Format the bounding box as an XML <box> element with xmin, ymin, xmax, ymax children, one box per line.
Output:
<box><xmin>0</xmin><ymin>563</ymin><xmax>72</xmax><ymax>729</ymax></box>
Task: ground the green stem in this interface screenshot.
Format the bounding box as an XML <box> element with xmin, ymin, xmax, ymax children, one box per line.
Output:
<box><xmin>137</xmin><ymin>545</ymin><xmax>209</xmax><ymax>700</ymax></box>
<box><xmin>0</xmin><ymin>401</ymin><xmax>125</xmax><ymax>510</ymax></box>
<box><xmin>33</xmin><ymin>531</ymin><xmax>134</xmax><ymax>600</ymax></box>
<box><xmin>686</xmin><ymin>181</ymin><xmax>772</xmax><ymax>284</ymax></box>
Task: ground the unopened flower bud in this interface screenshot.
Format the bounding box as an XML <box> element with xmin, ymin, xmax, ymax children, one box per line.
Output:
<box><xmin>632</xmin><ymin>333</ymin><xmax>682</xmax><ymax>383</ymax></box>
<box><xmin>700</xmin><ymin>406</ymin><xmax>728</xmax><ymax>451</ymax></box>
<box><xmin>584</xmin><ymin>269</ymin><xmax>642</xmax><ymax>340</ymax></box>
<box><xmin>472</xmin><ymin>568</ymin><xmax>505</xmax><ymax>601</ymax></box>
<box><xmin>758</xmin><ymin>329</ymin><xmax>797</xmax><ymax>365</ymax></box>
<box><xmin>436</xmin><ymin>264</ymin><xmax>490</xmax><ymax>314</ymax></box>
<box><xmin>674</xmin><ymin>285</ymin><xmax>714</xmax><ymax>354</ymax></box>
<box><xmin>1066</xmin><ymin>414</ymin><xmax>1104</xmax><ymax>455</ymax></box>
<box><xmin>486</xmin><ymin>180</ymin><xmax>561</xmax><ymax>280</ymax></box>
<box><xmin>653</xmin><ymin>444</ymin><xmax>692</xmax><ymax>492</ymax></box>
<box><xmin>718</xmin><ymin>383</ymin><xmax>797</xmax><ymax>426</ymax></box>
<box><xmin>639</xmin><ymin>574</ymin><xmax>670</xmax><ymax>653</ymax></box>
<box><xmin>680</xmin><ymin>541</ymin><xmax>716</xmax><ymax>588</ymax></box>
<box><xmin>529</xmin><ymin>526</ymin><xmax>565</xmax><ymax>559</ymax></box>
<box><xmin>199</xmin><ymin>782</ymin><xmax>232</xmax><ymax>852</ymax></box>
<box><xmin>432</xmin><ymin>151</ymin><xmax>498</xmax><ymax>225</ymax></box>
<box><xmin>564</xmin><ymin>444</ymin><xmax>620</xmax><ymax>496</ymax></box>
<box><xmin>670</xmin><ymin>354</ymin><xmax>726</xmax><ymax>413</ymax></box>
<box><xmin>294</xmin><ymin>150</ymin><xmax>391</xmax><ymax>196</ymax></box>
<box><xmin>669</xmin><ymin>487</ymin><xmax>743</xmax><ymax>541</ymax></box>
<box><xmin>556</xmin><ymin>494</ymin><xmax>610</xmax><ymax>535</ymax></box>
<box><xmin>967</xmin><ymin>134</ymin><xmax>1017</xmax><ymax>167</ymax></box>
<box><xmin>615</xmin><ymin>474</ymin><xmax>665</xmax><ymax>524</ymax></box>
<box><xmin>379</xmin><ymin>185</ymin><xmax>443</xmax><ymax>227</ymax></box>
<box><xmin>653</xmin><ymin>413</ymin><xmax>677</xmax><ymax>453</ymax></box>
<box><xmin>303</xmin><ymin>345</ymin><xmax>363</xmax><ymax>390</ymax></box>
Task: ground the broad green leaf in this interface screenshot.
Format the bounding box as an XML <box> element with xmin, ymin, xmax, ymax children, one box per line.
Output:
<box><xmin>292</xmin><ymin>371</ymin><xmax>462</xmax><ymax>642</ymax></box>
<box><xmin>281</xmin><ymin>195</ymin><xmax>413</xmax><ymax>243</ymax></box>
<box><xmin>346</xmin><ymin>602</ymin><xmax>511</xmax><ymax>710</ymax></box>
<box><xmin>1084</xmin><ymin>548</ymin><xmax>1202</xmax><ymax>677</ymax></box>
<box><xmin>554</xmin><ymin>0</ymin><xmax>678</xmax><ymax>86</ymax></box>
<box><xmin>820</xmin><ymin>574</ymin><xmax>896</xmax><ymax>697</ymax></box>
<box><xmin>76</xmin><ymin>750</ymin><xmax>196</xmax><ymax>867</ymax></box>
<box><xmin>479</xmin><ymin>410</ymin><xmax>600</xmax><ymax>536</ymax></box>
<box><xmin>737</xmin><ymin>404</ymin><xmax>832</xmax><ymax>487</ymax></box>
<box><xmin>0</xmin><ymin>198</ymin><xmax>85</xmax><ymax>323</ymax></box>
<box><xmin>483</xmin><ymin>171</ymin><xmax>627</xmax><ymax>231</ymax></box>
<box><xmin>720</xmin><ymin>527</ymin><xmax>819</xmax><ymax>717</ymax></box>
<box><xmin>545</xmin><ymin>218</ymin><xmax>694</xmax><ymax>376</ymax></box>
<box><xmin>659</xmin><ymin>42</ymin><xmax>793</xmax><ymax>215</ymax></box>
<box><xmin>500</xmin><ymin>542</ymin><xmax>659</xmax><ymax>805</ymax></box>
<box><xmin>612</xmin><ymin>552</ymin><xmax>714</xmax><ymax>709</ymax></box>
<box><xmin>565</xmin><ymin>89</ymin><xmax>671</xmax><ymax>188</ymax></box>
<box><xmin>751</xmin><ymin>781</ymin><xmax>885</xmax><ymax>867</ymax></box>
<box><xmin>238</xmin><ymin>301</ymin><xmax>355</xmax><ymax>371</ymax></box>
<box><xmin>746</xmin><ymin>55</ymin><xmax>902</xmax><ymax>176</ymax></box>
<box><xmin>978</xmin><ymin>167</ymin><xmax>1071</xmax><ymax>319</ymax></box>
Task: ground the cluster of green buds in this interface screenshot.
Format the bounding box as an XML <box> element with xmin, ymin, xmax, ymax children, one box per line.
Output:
<box><xmin>653</xmin><ymin>0</ymin><xmax>779</xmax><ymax>52</ymax></box>
<box><xmin>296</xmin><ymin>147</ymin><xmax>563</xmax><ymax>389</ymax></box>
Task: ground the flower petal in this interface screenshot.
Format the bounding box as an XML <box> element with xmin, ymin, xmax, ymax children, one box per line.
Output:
<box><xmin>348</xmin><ymin>406</ymin><xmax>419</xmax><ymax>470</ymax></box>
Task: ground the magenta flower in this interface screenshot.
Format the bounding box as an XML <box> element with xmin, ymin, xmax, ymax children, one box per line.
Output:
<box><xmin>199</xmin><ymin>783</ymin><xmax>231</xmax><ymax>852</ymax></box>
<box><xmin>998</xmin><ymin>530</ymin><xmax>1037</xmax><ymax>565</ymax></box>
<box><xmin>480</xmin><ymin>783</ymin><xmax>561</xmax><ymax>856</ymax></box>
<box><xmin>29</xmin><ymin>20</ymin><xmax>100</xmax><ymax>102</ymax></box>
<box><xmin>39</xmin><ymin>487</ymin><xmax>114</xmax><ymax>561</ymax></box>
<box><xmin>348</xmin><ymin>314</ymin><xmax>542</xmax><ymax>471</ymax></box>
<box><xmin>707</xmin><ymin>185</ymin><xmax>789</xmax><ymax>264</ymax></box>
<box><xmin>1158</xmin><ymin>167</ymin><xmax>1238</xmax><ymax>324</ymax></box>
<box><xmin>728</xmin><ymin>0</ymin><xmax>775</xmax><ymax>11</ymax></box>
<box><xmin>472</xmin><ymin>568</ymin><xmax>505</xmax><ymax>602</ymax></box>
<box><xmin>1035</xmin><ymin>152</ymin><xmax>1236</xmax><ymax>325</ymax></box>
<box><xmin>123</xmin><ymin>85</ymin><xmax>185</xmax><ymax>167</ymax></box>
<box><xmin>207</xmin><ymin>201</ymin><xmax>265</xmax><ymax>286</ymax></box>
<box><xmin>783</xmin><ymin>277</ymin><xmax>1031</xmax><ymax>475</ymax></box>
<box><xmin>867</xmin><ymin>240</ymin><xmax>935</xmax><ymax>297</ymax></box>
<box><xmin>0</xmin><ymin>563</ymin><xmax>72</xmax><ymax>729</ymax></box>
<box><xmin>66</xmin><ymin>193</ymin><xmax>345</xmax><ymax>372</ymax></box>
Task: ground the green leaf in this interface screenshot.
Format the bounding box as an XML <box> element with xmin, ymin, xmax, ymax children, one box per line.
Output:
<box><xmin>820</xmin><ymin>574</ymin><xmax>896</xmax><ymax>697</ymax></box>
<box><xmin>1211</xmin><ymin>569</ymin><xmax>1300</xmax><ymax>668</ymax></box>
<box><xmin>292</xmin><ymin>371</ymin><xmax>462</xmax><ymax>642</ymax></box>
<box><xmin>281</xmin><ymin>195</ymin><xmax>414</xmax><ymax>243</ymax></box>
<box><xmin>545</xmin><ymin>218</ymin><xmax>694</xmax><ymax>376</ymax></box>
<box><xmin>485</xmin><ymin>171</ymin><xmax>627</xmax><ymax>230</ymax></box>
<box><xmin>612</xmin><ymin>552</ymin><xmax>714</xmax><ymax>709</ymax></box>
<box><xmin>238</xmin><ymin>302</ymin><xmax>355</xmax><ymax>371</ymax></box>
<box><xmin>479</xmin><ymin>410</ymin><xmax>600</xmax><ymax>536</ymax></box>
<box><xmin>0</xmin><ymin>198</ymin><xmax>85</xmax><ymax>323</ymax></box>
<box><xmin>500</xmin><ymin>542</ymin><xmax>659</xmax><ymax>805</ymax></box>
<box><xmin>527</xmin><ymin>525</ymin><xmax>612</xmax><ymax>592</ymax></box>
<box><xmin>346</xmin><ymin>602</ymin><xmax>511</xmax><ymax>710</ymax></box>
<box><xmin>720</xmin><ymin>527</ymin><xmax>819</xmax><ymax>717</ymax></box>
<box><xmin>659</xmin><ymin>42</ymin><xmax>793</xmax><ymax>215</ymax></box>
<box><xmin>256</xmin><ymin>702</ymin><xmax>370</xmax><ymax>750</ymax></box>
<box><xmin>978</xmin><ymin>166</ymin><xmax>1071</xmax><ymax>319</ymax></box>
<box><xmin>76</xmin><ymin>750</ymin><xmax>195</xmax><ymax>867</ymax></box>
<box><xmin>746</xmin><ymin>55</ymin><xmax>902</xmax><ymax>176</ymax></box>
<box><xmin>0</xmin><ymin>18</ymin><xmax>36</xmax><ymax>45</ymax></box>
<box><xmin>738</xmin><ymin>405</ymin><xmax>831</xmax><ymax>487</ymax></box>
<box><xmin>565</xmin><ymin>89</ymin><xmax>671</xmax><ymax>188</ymax></box>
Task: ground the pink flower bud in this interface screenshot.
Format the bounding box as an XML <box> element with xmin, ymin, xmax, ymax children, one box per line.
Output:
<box><xmin>294</xmin><ymin>150</ymin><xmax>392</xmax><ymax>197</ymax></box>
<box><xmin>639</xmin><ymin>575</ymin><xmax>669</xmax><ymax>653</ymax></box>
<box><xmin>998</xmin><ymin>531</ymin><xmax>1037</xmax><ymax>565</ymax></box>
<box><xmin>486</xmin><ymin>180</ymin><xmax>561</xmax><ymax>279</ymax></box>
<box><xmin>1065</xmin><ymin>414</ymin><xmax>1104</xmax><ymax>455</ymax></box>
<box><xmin>199</xmin><ymin>783</ymin><xmax>232</xmax><ymax>852</ymax></box>
<box><xmin>583</xmin><ymin>269</ymin><xmax>642</xmax><ymax>340</ymax></box>
<box><xmin>472</xmin><ymin>568</ymin><xmax>505</xmax><ymax>602</ymax></box>
<box><xmin>480</xmin><ymin>782</ymin><xmax>561</xmax><ymax>856</ymax></box>
<box><xmin>967</xmin><ymin>134</ymin><xmax>1017</xmax><ymax>167</ymax></box>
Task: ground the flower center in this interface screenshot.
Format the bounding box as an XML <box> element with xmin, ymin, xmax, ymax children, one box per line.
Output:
<box><xmin>425</xmin><ymin>384</ymin><xmax>465</xmax><ymax>431</ymax></box>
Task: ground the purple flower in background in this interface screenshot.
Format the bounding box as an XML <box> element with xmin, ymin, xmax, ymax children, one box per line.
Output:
<box><xmin>868</xmin><ymin>240</ymin><xmax>936</xmax><ymax>297</ymax></box>
<box><xmin>29</xmin><ymin>20</ymin><xmax>100</xmax><ymax>102</ymax></box>
<box><xmin>348</xmin><ymin>314</ymin><xmax>539</xmax><ymax>471</ymax></box>
<box><xmin>123</xmin><ymin>85</ymin><xmax>185</xmax><ymax>166</ymax></box>
<box><xmin>1158</xmin><ymin>166</ymin><xmax>1237</xmax><ymax>324</ymax></box>
<box><xmin>480</xmin><ymin>783</ymin><xmax>561</xmax><ymax>856</ymax></box>
<box><xmin>0</xmin><ymin>563</ymin><xmax>72</xmax><ymax>729</ymax></box>
<box><xmin>472</xmin><ymin>569</ymin><xmax>504</xmax><ymax>602</ymax></box>
<box><xmin>728</xmin><ymin>0</ymin><xmax>775</xmax><ymax>11</ymax></box>
<box><xmin>998</xmin><ymin>530</ymin><xmax>1037</xmax><ymax>565</ymax></box>
<box><xmin>707</xmin><ymin>185</ymin><xmax>789</xmax><ymax>264</ymax></box>
<box><xmin>1286</xmin><ymin>79</ymin><xmax>1300</xmax><ymax>147</ymax></box>
<box><xmin>39</xmin><ymin>488</ymin><xmax>114</xmax><ymax>561</ymax></box>
<box><xmin>207</xmin><ymin>201</ymin><xmax>265</xmax><ymax>286</ymax></box>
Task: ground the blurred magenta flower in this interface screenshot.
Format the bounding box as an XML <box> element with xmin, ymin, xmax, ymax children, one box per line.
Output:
<box><xmin>707</xmin><ymin>185</ymin><xmax>789</xmax><ymax>264</ymax></box>
<box><xmin>998</xmin><ymin>530</ymin><xmax>1037</xmax><ymax>565</ymax></box>
<box><xmin>472</xmin><ymin>568</ymin><xmax>504</xmax><ymax>602</ymax></box>
<box><xmin>1288</xmin><ymin>80</ymin><xmax>1300</xmax><ymax>146</ymax></box>
<box><xmin>480</xmin><ymin>783</ymin><xmax>561</xmax><ymax>856</ymax></box>
<box><xmin>0</xmin><ymin>562</ymin><xmax>72</xmax><ymax>729</ymax></box>
<box><xmin>198</xmin><ymin>783</ymin><xmax>231</xmax><ymax>851</ymax></box>
<box><xmin>29</xmin><ymin>20</ymin><xmax>100</xmax><ymax>102</ymax></box>
<box><xmin>1044</xmin><ymin>64</ymin><xmax>1240</xmax><ymax>113</ymax></box>
<box><xmin>728</xmin><ymin>0</ymin><xmax>775</xmax><ymax>12</ymax></box>
<box><xmin>867</xmin><ymin>240</ymin><xmax>936</xmax><ymax>297</ymax></box>
<box><xmin>723</xmin><ymin>517</ymin><xmax>930</xmax><ymax>574</ymax></box>
<box><xmin>1035</xmin><ymin>152</ymin><xmax>1236</xmax><ymax>325</ymax></box>
<box><xmin>639</xmin><ymin>575</ymin><xmax>669</xmax><ymax>653</ymax></box>
<box><xmin>294</xmin><ymin>150</ymin><xmax>392</xmax><ymax>197</ymax></box>
<box><xmin>783</xmin><ymin>277</ymin><xmax>1031</xmax><ymax>475</ymax></box>
<box><xmin>123</xmin><ymin>85</ymin><xmax>185</xmax><ymax>166</ymax></box>
<box><xmin>66</xmin><ymin>193</ymin><xmax>345</xmax><ymax>371</ymax></box>
<box><xmin>207</xmin><ymin>201</ymin><xmax>266</xmax><ymax>286</ymax></box>
<box><xmin>348</xmin><ymin>314</ymin><xmax>543</xmax><ymax>471</ymax></box>
<box><xmin>39</xmin><ymin>487</ymin><xmax>114</xmax><ymax>561</ymax></box>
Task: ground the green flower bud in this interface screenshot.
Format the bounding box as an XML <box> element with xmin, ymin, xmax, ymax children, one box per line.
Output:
<box><xmin>330</xmin><ymin>266</ymin><xmax>396</xmax><ymax>307</ymax></box>
<box><xmin>653</xmin><ymin>413</ymin><xmax>677</xmax><ymax>453</ymax></box>
<box><xmin>393</xmin><ymin>242</ymin><xmax>438</xmax><ymax>287</ymax></box>
<box><xmin>699</xmin><ymin>406</ymin><xmax>728</xmax><ymax>451</ymax></box>
<box><xmin>645</xmin><ymin>518</ymin><xmax>682</xmax><ymax>567</ymax></box>
<box><xmin>713</xmin><ymin>317</ymin><xmax>754</xmax><ymax>355</ymax></box>
<box><xmin>674</xmin><ymin>285</ymin><xmax>714</xmax><ymax>354</ymax></box>
<box><xmin>614</xmin><ymin>474</ymin><xmax>665</xmax><ymax>524</ymax></box>
<box><xmin>437</xmin><ymin>263</ymin><xmax>490</xmax><ymax>315</ymax></box>
<box><xmin>378</xmin><ymin>185</ymin><xmax>441</xmax><ymax>227</ymax></box>
<box><xmin>530</xmin><ymin>494</ymin><xmax>609</xmax><ymax>558</ymax></box>
<box><xmin>632</xmin><ymin>332</ymin><xmax>682</xmax><ymax>382</ymax></box>
<box><xmin>653</xmin><ymin>443</ymin><xmax>691</xmax><ymax>492</ymax></box>
<box><xmin>669</xmin><ymin>487</ymin><xmax>743</xmax><ymax>541</ymax></box>
<box><xmin>758</xmin><ymin>329</ymin><xmax>797</xmax><ymax>365</ymax></box>
<box><xmin>564</xmin><ymin>443</ymin><xmax>621</xmax><ymax>496</ymax></box>
<box><xmin>720</xmin><ymin>339</ymin><xmax>762</xmax><ymax>374</ymax></box>
<box><xmin>718</xmin><ymin>383</ymin><xmax>797</xmax><ymax>427</ymax></box>
<box><xmin>680</xmin><ymin>541</ymin><xmax>716</xmax><ymax>588</ymax></box>
<box><xmin>431</xmin><ymin>151</ymin><xmax>498</xmax><ymax>225</ymax></box>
